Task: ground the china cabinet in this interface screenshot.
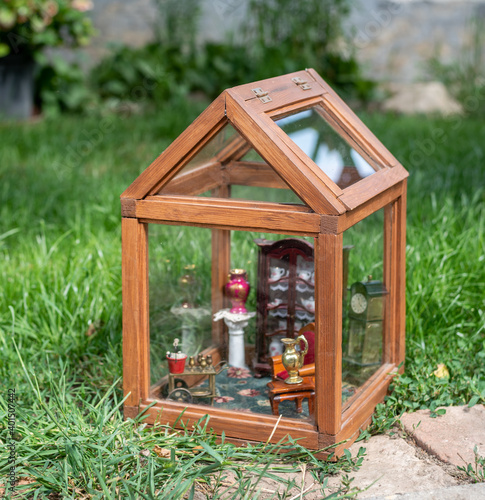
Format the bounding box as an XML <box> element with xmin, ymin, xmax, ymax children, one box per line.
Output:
<box><xmin>254</xmin><ymin>238</ymin><xmax>315</xmax><ymax>375</ymax></box>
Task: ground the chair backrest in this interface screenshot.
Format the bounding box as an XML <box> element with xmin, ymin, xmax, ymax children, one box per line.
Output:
<box><xmin>299</xmin><ymin>322</ymin><xmax>315</xmax><ymax>365</ymax></box>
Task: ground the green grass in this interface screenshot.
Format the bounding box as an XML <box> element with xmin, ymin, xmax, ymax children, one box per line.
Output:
<box><xmin>0</xmin><ymin>108</ymin><xmax>484</xmax><ymax>497</ymax></box>
<box><xmin>372</xmin><ymin>114</ymin><xmax>485</xmax><ymax>414</ymax></box>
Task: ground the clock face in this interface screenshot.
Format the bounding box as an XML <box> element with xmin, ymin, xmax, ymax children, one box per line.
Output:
<box><xmin>351</xmin><ymin>292</ymin><xmax>368</xmax><ymax>315</ymax></box>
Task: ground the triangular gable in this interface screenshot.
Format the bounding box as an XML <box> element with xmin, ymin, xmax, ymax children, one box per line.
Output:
<box><xmin>157</xmin><ymin>122</ymin><xmax>303</xmax><ymax>206</ymax></box>
<box><xmin>121</xmin><ymin>94</ymin><xmax>226</xmax><ymax>200</ymax></box>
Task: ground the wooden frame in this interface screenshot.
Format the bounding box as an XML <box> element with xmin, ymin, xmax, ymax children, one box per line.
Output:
<box><xmin>121</xmin><ymin>69</ymin><xmax>408</xmax><ymax>456</ymax></box>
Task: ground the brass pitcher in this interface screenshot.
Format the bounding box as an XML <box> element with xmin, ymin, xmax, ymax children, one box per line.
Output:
<box><xmin>281</xmin><ymin>335</ymin><xmax>309</xmax><ymax>384</ymax></box>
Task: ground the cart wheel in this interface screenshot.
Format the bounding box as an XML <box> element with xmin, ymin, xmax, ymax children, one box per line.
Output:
<box><xmin>160</xmin><ymin>378</ymin><xmax>188</xmax><ymax>398</ymax></box>
<box><xmin>168</xmin><ymin>388</ymin><xmax>193</xmax><ymax>404</ymax></box>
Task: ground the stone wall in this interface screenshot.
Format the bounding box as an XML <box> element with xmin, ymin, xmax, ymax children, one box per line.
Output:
<box><xmin>347</xmin><ymin>0</ymin><xmax>485</xmax><ymax>82</ymax></box>
<box><xmin>84</xmin><ymin>0</ymin><xmax>485</xmax><ymax>83</ymax></box>
<box><xmin>86</xmin><ymin>0</ymin><xmax>157</xmax><ymax>61</ymax></box>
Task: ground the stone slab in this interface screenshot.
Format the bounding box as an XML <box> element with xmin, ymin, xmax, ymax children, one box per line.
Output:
<box><xmin>326</xmin><ymin>434</ymin><xmax>459</xmax><ymax>498</ymax></box>
<box><xmin>401</xmin><ymin>405</ymin><xmax>485</xmax><ymax>467</ymax></box>
<box><xmin>368</xmin><ymin>482</ymin><xmax>485</xmax><ymax>500</ymax></box>
<box><xmin>382</xmin><ymin>82</ymin><xmax>463</xmax><ymax>115</ymax></box>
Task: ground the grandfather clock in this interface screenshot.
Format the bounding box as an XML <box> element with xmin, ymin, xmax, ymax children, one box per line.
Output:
<box><xmin>345</xmin><ymin>277</ymin><xmax>387</xmax><ymax>366</ymax></box>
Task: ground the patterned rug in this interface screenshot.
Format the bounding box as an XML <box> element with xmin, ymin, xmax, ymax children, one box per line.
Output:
<box><xmin>191</xmin><ymin>366</ymin><xmax>357</xmax><ymax>420</ymax></box>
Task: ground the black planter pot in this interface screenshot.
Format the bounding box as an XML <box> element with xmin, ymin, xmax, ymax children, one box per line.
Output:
<box><xmin>0</xmin><ymin>52</ymin><xmax>35</xmax><ymax>120</ymax></box>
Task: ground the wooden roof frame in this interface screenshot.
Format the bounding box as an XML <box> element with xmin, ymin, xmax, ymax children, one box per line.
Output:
<box><xmin>121</xmin><ymin>69</ymin><xmax>408</xmax><ymax>220</ymax></box>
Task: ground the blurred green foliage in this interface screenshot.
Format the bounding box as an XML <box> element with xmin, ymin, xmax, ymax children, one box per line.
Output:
<box><xmin>89</xmin><ymin>0</ymin><xmax>374</xmax><ymax>110</ymax></box>
<box><xmin>0</xmin><ymin>0</ymin><xmax>95</xmax><ymax>116</ymax></box>
<box><xmin>23</xmin><ymin>0</ymin><xmax>375</xmax><ymax>115</ymax></box>
<box><xmin>243</xmin><ymin>0</ymin><xmax>373</xmax><ymax>100</ymax></box>
<box><xmin>34</xmin><ymin>54</ymin><xmax>94</xmax><ymax>115</ymax></box>
<box><xmin>0</xmin><ymin>0</ymin><xmax>94</xmax><ymax>58</ymax></box>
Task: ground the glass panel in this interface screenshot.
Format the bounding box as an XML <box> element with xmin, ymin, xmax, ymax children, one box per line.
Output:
<box><xmin>180</xmin><ymin>124</ymin><xmax>240</xmax><ymax>173</ymax></box>
<box><xmin>266</xmin><ymin>255</ymin><xmax>290</xmax><ymax>350</ymax></box>
<box><xmin>341</xmin><ymin>209</ymin><xmax>387</xmax><ymax>405</ymax></box>
<box><xmin>159</xmin><ymin>124</ymin><xmax>240</xmax><ymax>196</ymax></box>
<box><xmin>275</xmin><ymin>107</ymin><xmax>382</xmax><ymax>189</ymax></box>
<box><xmin>159</xmin><ymin>124</ymin><xmax>307</xmax><ymax>205</ymax></box>
<box><xmin>230</xmin><ymin>185</ymin><xmax>301</xmax><ymax>204</ymax></box>
<box><xmin>149</xmin><ymin>224</ymin><xmax>315</xmax><ymax>423</ymax></box>
<box><xmin>149</xmin><ymin>225</ymin><xmax>214</xmax><ymax>390</ymax></box>
<box><xmin>241</xmin><ymin>148</ymin><xmax>264</xmax><ymax>162</ymax></box>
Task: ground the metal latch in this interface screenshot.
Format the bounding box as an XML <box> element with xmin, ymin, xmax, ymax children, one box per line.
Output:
<box><xmin>292</xmin><ymin>77</ymin><xmax>312</xmax><ymax>90</ymax></box>
<box><xmin>252</xmin><ymin>87</ymin><xmax>272</xmax><ymax>103</ymax></box>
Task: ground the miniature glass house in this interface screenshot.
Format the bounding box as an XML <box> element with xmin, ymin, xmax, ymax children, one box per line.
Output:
<box><xmin>121</xmin><ymin>70</ymin><xmax>408</xmax><ymax>455</ymax></box>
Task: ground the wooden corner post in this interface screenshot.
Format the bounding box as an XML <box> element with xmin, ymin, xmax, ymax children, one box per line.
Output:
<box><xmin>314</xmin><ymin>232</ymin><xmax>343</xmax><ymax>437</ymax></box>
<box><xmin>122</xmin><ymin>217</ymin><xmax>150</xmax><ymax>409</ymax></box>
<box><xmin>384</xmin><ymin>180</ymin><xmax>407</xmax><ymax>371</ymax></box>
<box><xmin>394</xmin><ymin>181</ymin><xmax>407</xmax><ymax>369</ymax></box>
<box><xmin>211</xmin><ymin>228</ymin><xmax>231</xmax><ymax>346</ymax></box>
<box><xmin>211</xmin><ymin>184</ymin><xmax>231</xmax><ymax>347</ymax></box>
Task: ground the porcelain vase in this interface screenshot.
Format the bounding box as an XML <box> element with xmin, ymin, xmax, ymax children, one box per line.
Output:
<box><xmin>225</xmin><ymin>269</ymin><xmax>250</xmax><ymax>314</ymax></box>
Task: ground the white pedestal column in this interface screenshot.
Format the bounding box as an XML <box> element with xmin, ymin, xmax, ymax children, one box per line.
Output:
<box><xmin>213</xmin><ymin>308</ymin><xmax>255</xmax><ymax>369</ymax></box>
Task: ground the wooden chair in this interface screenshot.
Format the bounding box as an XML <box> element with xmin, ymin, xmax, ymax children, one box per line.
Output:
<box><xmin>266</xmin><ymin>377</ymin><xmax>315</xmax><ymax>416</ymax></box>
<box><xmin>266</xmin><ymin>322</ymin><xmax>316</xmax><ymax>416</ymax></box>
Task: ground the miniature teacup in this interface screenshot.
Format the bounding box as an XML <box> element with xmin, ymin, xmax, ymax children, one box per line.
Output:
<box><xmin>278</xmin><ymin>319</ymin><xmax>287</xmax><ymax>330</ymax></box>
<box><xmin>270</xmin><ymin>266</ymin><xmax>286</xmax><ymax>281</ymax></box>
<box><xmin>301</xmin><ymin>297</ymin><xmax>315</xmax><ymax>312</ymax></box>
<box><xmin>297</xmin><ymin>269</ymin><xmax>313</xmax><ymax>281</ymax></box>
<box><xmin>268</xmin><ymin>298</ymin><xmax>283</xmax><ymax>307</ymax></box>
<box><xmin>269</xmin><ymin>337</ymin><xmax>284</xmax><ymax>357</ymax></box>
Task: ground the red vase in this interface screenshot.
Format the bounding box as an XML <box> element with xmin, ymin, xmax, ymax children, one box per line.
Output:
<box><xmin>225</xmin><ymin>269</ymin><xmax>250</xmax><ymax>314</ymax></box>
<box><xmin>167</xmin><ymin>354</ymin><xmax>187</xmax><ymax>374</ymax></box>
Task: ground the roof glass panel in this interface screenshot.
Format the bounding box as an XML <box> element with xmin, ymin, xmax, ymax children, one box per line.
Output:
<box><xmin>241</xmin><ymin>148</ymin><xmax>264</xmax><ymax>162</ymax></box>
<box><xmin>275</xmin><ymin>106</ymin><xmax>383</xmax><ymax>190</ymax></box>
<box><xmin>159</xmin><ymin>124</ymin><xmax>307</xmax><ymax>206</ymax></box>
<box><xmin>181</xmin><ymin>124</ymin><xmax>243</xmax><ymax>173</ymax></box>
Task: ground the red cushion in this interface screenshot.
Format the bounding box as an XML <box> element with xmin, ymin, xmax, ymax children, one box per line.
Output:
<box><xmin>302</xmin><ymin>330</ymin><xmax>315</xmax><ymax>365</ymax></box>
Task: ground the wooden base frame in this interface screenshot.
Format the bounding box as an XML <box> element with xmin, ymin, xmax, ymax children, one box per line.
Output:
<box><xmin>125</xmin><ymin>366</ymin><xmax>397</xmax><ymax>456</ymax></box>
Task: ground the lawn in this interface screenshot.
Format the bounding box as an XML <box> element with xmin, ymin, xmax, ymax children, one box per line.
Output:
<box><xmin>1</xmin><ymin>106</ymin><xmax>484</xmax><ymax>498</ymax></box>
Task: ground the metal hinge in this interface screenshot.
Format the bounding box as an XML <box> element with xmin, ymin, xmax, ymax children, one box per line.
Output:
<box><xmin>292</xmin><ymin>77</ymin><xmax>312</xmax><ymax>90</ymax></box>
<box><xmin>252</xmin><ymin>87</ymin><xmax>272</xmax><ymax>103</ymax></box>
